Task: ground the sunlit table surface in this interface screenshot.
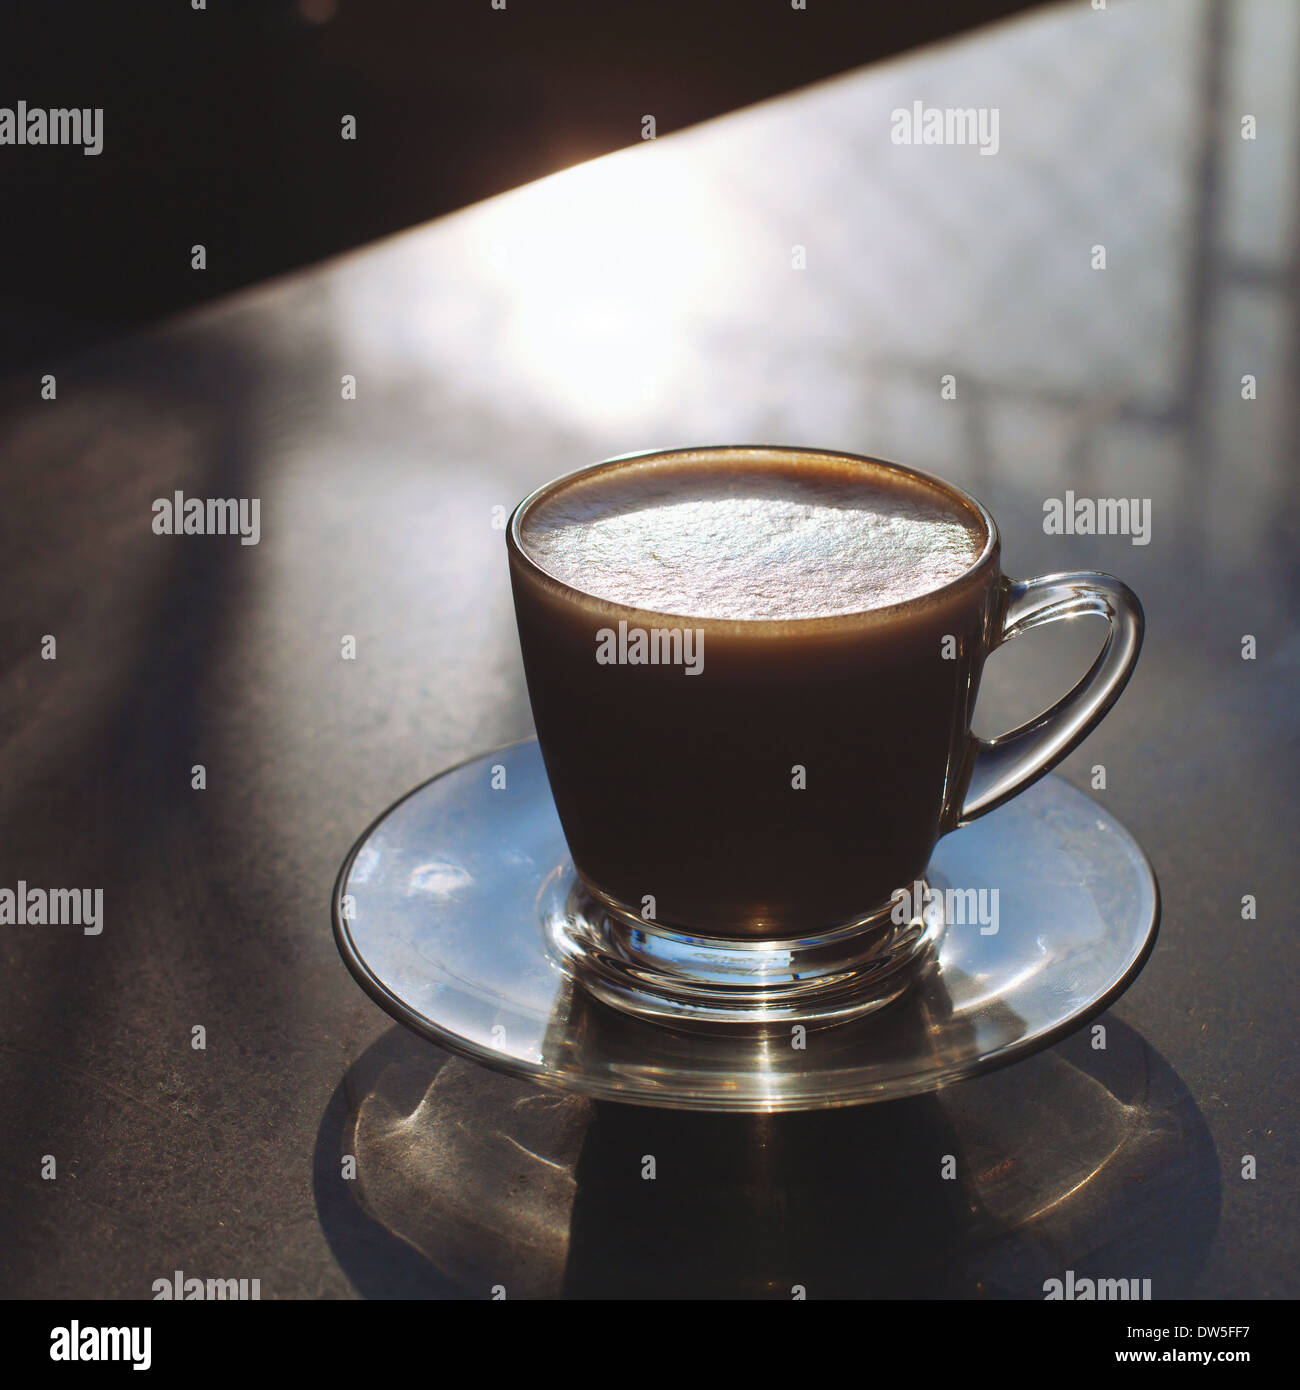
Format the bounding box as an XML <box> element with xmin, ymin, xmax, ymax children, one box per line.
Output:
<box><xmin>1</xmin><ymin>0</ymin><xmax>1296</xmax><ymax>1298</ymax></box>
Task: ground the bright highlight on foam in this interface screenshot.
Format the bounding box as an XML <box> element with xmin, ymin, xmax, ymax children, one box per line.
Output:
<box><xmin>520</xmin><ymin>452</ymin><xmax>986</xmax><ymax>620</ymax></box>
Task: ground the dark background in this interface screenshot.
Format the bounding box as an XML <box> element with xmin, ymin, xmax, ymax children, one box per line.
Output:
<box><xmin>0</xmin><ymin>0</ymin><xmax>1040</xmax><ymax>373</ymax></box>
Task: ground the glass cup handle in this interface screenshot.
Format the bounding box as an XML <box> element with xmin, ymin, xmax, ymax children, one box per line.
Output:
<box><xmin>959</xmin><ymin>571</ymin><xmax>1144</xmax><ymax>824</ymax></box>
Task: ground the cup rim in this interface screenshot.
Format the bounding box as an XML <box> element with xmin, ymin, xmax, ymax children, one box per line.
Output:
<box><xmin>507</xmin><ymin>444</ymin><xmax>1001</xmax><ymax>628</ymax></box>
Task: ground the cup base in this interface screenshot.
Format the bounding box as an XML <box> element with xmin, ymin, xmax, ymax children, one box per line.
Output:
<box><xmin>542</xmin><ymin>878</ymin><xmax>945</xmax><ymax>1031</ymax></box>
<box><xmin>333</xmin><ymin>740</ymin><xmax>1161</xmax><ymax>1108</ymax></box>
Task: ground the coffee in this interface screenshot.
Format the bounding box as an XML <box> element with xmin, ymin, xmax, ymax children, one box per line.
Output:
<box><xmin>509</xmin><ymin>448</ymin><xmax>1000</xmax><ymax>937</ymax></box>
<box><xmin>520</xmin><ymin>453</ymin><xmax>986</xmax><ymax>621</ymax></box>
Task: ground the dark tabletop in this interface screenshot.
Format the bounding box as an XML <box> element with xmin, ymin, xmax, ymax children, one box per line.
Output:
<box><xmin>1</xmin><ymin>0</ymin><xmax>1296</xmax><ymax>1299</ymax></box>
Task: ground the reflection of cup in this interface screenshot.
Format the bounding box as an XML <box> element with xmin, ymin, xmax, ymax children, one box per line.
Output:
<box><xmin>508</xmin><ymin>447</ymin><xmax>1143</xmax><ymax>1024</ymax></box>
<box><xmin>330</xmin><ymin>1019</ymin><xmax>1218</xmax><ymax>1299</ymax></box>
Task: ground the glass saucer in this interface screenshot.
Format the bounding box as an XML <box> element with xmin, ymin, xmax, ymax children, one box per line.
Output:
<box><xmin>331</xmin><ymin>740</ymin><xmax>1159</xmax><ymax>1112</ymax></box>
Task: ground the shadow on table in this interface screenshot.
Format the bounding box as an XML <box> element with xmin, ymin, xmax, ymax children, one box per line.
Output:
<box><xmin>313</xmin><ymin>1016</ymin><xmax>1219</xmax><ymax>1299</ymax></box>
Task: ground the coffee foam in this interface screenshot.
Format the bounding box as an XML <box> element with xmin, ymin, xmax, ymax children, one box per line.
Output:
<box><xmin>520</xmin><ymin>454</ymin><xmax>986</xmax><ymax>621</ymax></box>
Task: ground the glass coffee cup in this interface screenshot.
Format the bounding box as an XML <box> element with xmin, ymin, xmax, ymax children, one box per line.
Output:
<box><xmin>508</xmin><ymin>446</ymin><xmax>1144</xmax><ymax>1026</ymax></box>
